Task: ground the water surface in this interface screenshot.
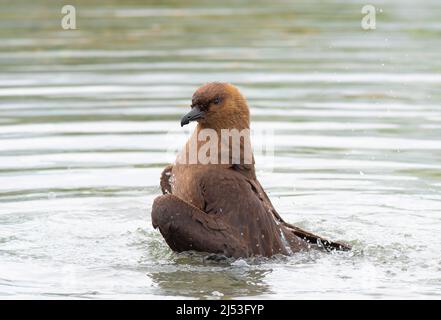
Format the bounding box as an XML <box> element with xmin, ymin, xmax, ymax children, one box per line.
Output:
<box><xmin>1</xmin><ymin>0</ymin><xmax>441</xmax><ymax>299</ymax></box>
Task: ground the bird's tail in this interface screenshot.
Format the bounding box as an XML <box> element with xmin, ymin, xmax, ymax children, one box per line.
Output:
<box><xmin>282</xmin><ymin>222</ymin><xmax>351</xmax><ymax>251</ymax></box>
<box><xmin>250</xmin><ymin>179</ymin><xmax>351</xmax><ymax>252</ymax></box>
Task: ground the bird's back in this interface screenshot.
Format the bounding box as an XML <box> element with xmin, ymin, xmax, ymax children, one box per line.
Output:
<box><xmin>170</xmin><ymin>164</ymin><xmax>308</xmax><ymax>256</ymax></box>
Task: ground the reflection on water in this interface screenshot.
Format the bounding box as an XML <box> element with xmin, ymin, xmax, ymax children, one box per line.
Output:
<box><xmin>1</xmin><ymin>0</ymin><xmax>441</xmax><ymax>298</ymax></box>
<box><xmin>143</xmin><ymin>240</ymin><xmax>273</xmax><ymax>298</ymax></box>
<box><xmin>149</xmin><ymin>260</ymin><xmax>272</xmax><ymax>299</ymax></box>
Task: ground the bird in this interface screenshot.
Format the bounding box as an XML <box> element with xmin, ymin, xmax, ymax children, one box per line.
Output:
<box><xmin>151</xmin><ymin>82</ymin><xmax>350</xmax><ymax>258</ymax></box>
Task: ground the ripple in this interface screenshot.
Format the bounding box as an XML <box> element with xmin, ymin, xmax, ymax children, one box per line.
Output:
<box><xmin>1</xmin><ymin>0</ymin><xmax>440</xmax><ymax>299</ymax></box>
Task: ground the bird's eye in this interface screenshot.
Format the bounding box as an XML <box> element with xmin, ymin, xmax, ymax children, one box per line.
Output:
<box><xmin>213</xmin><ymin>97</ymin><xmax>222</xmax><ymax>105</ymax></box>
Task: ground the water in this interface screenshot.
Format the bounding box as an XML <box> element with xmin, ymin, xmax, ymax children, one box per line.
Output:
<box><xmin>1</xmin><ymin>0</ymin><xmax>441</xmax><ymax>299</ymax></box>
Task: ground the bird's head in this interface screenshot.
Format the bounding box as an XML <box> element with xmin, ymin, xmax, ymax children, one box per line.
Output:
<box><xmin>180</xmin><ymin>82</ymin><xmax>250</xmax><ymax>130</ymax></box>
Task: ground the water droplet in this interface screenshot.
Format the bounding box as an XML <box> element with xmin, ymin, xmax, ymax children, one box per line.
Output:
<box><xmin>232</xmin><ymin>259</ymin><xmax>249</xmax><ymax>267</ymax></box>
<box><xmin>211</xmin><ymin>291</ymin><xmax>224</xmax><ymax>297</ymax></box>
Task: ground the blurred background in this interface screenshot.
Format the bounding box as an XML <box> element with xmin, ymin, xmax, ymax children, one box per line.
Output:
<box><xmin>0</xmin><ymin>0</ymin><xmax>440</xmax><ymax>299</ymax></box>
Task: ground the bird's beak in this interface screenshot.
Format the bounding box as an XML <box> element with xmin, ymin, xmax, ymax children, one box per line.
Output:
<box><xmin>180</xmin><ymin>106</ymin><xmax>204</xmax><ymax>127</ymax></box>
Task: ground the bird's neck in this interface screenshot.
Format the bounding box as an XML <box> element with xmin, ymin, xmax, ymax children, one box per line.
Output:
<box><xmin>176</xmin><ymin>123</ymin><xmax>255</xmax><ymax>177</ymax></box>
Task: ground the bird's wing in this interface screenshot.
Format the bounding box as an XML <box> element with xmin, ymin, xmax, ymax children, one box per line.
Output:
<box><xmin>198</xmin><ymin>168</ymin><xmax>305</xmax><ymax>256</ymax></box>
<box><xmin>160</xmin><ymin>164</ymin><xmax>173</xmax><ymax>195</ymax></box>
<box><xmin>152</xmin><ymin>193</ymin><xmax>250</xmax><ymax>257</ymax></box>
<box><xmin>248</xmin><ymin>178</ymin><xmax>351</xmax><ymax>251</ymax></box>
